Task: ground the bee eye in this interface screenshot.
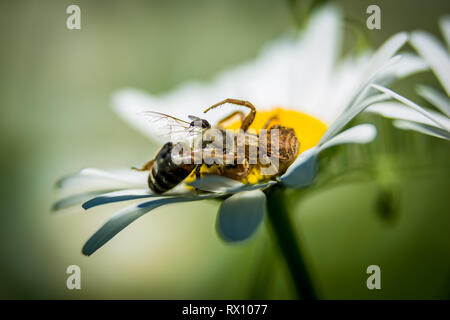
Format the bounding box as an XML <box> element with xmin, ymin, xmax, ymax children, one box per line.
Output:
<box><xmin>202</xmin><ymin>120</ymin><xmax>211</xmax><ymax>129</ymax></box>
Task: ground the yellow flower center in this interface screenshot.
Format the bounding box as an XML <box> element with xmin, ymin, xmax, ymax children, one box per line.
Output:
<box><xmin>187</xmin><ymin>107</ymin><xmax>327</xmax><ymax>184</ymax></box>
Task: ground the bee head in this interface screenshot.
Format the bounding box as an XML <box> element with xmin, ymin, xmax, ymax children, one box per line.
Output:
<box><xmin>188</xmin><ymin>115</ymin><xmax>211</xmax><ymax>129</ymax></box>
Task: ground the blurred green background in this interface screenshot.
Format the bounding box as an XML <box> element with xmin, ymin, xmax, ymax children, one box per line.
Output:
<box><xmin>0</xmin><ymin>0</ymin><xmax>449</xmax><ymax>299</ymax></box>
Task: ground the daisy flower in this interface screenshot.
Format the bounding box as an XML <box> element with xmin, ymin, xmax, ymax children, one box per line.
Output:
<box><xmin>367</xmin><ymin>15</ymin><xmax>450</xmax><ymax>140</ymax></box>
<box><xmin>55</xmin><ymin>4</ymin><xmax>429</xmax><ymax>253</ymax></box>
<box><xmin>54</xmin><ymin>5</ymin><xmax>432</xmax><ymax>298</ymax></box>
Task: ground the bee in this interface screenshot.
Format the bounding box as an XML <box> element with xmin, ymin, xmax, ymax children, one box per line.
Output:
<box><xmin>136</xmin><ymin>99</ymin><xmax>300</xmax><ymax>193</ymax></box>
<box><xmin>134</xmin><ymin>112</ymin><xmax>211</xmax><ymax>193</ymax></box>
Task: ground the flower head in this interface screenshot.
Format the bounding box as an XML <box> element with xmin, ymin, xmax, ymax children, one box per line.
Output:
<box><xmin>54</xmin><ymin>5</ymin><xmax>432</xmax><ymax>255</ymax></box>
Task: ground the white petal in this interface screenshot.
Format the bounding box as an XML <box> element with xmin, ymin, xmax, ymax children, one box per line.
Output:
<box><xmin>364</xmin><ymin>32</ymin><xmax>409</xmax><ymax>83</ymax></box>
<box><xmin>417</xmin><ymin>85</ymin><xmax>450</xmax><ymax>117</ymax></box>
<box><xmin>321</xmin><ymin>51</ymin><xmax>423</xmax><ymax>125</ymax></box>
<box><xmin>288</xmin><ymin>4</ymin><xmax>341</xmax><ymax>112</ymax></box>
<box><xmin>378</xmin><ymin>53</ymin><xmax>428</xmax><ymax>79</ymax></box>
<box><xmin>350</xmin><ymin>55</ymin><xmax>402</xmax><ymax>109</ymax></box>
<box><xmin>229</xmin><ymin>181</ymin><xmax>277</xmax><ymax>193</ymax></box>
<box><xmin>410</xmin><ymin>31</ymin><xmax>450</xmax><ymax>96</ymax></box>
<box><xmin>440</xmin><ymin>15</ymin><xmax>450</xmax><ymax>50</ymax></box>
<box><xmin>281</xmin><ymin>124</ymin><xmax>377</xmax><ymax>188</ymax></box>
<box><xmin>82</xmin><ymin>189</ymin><xmax>156</xmax><ymax>210</ymax></box>
<box><xmin>340</xmin><ymin>32</ymin><xmax>408</xmax><ymax>117</ymax></box>
<box><xmin>57</xmin><ymin>168</ymin><xmax>148</xmax><ymax>190</ymax></box>
<box><xmin>326</xmin><ymin>32</ymin><xmax>406</xmax><ymax>121</ymax></box>
<box><xmin>279</xmin><ymin>147</ymin><xmax>319</xmax><ymax>188</ymax></box>
<box><xmin>81</xmin><ymin>184</ymin><xmax>194</xmax><ymax>210</ymax></box>
<box><xmin>319</xmin><ymin>124</ymin><xmax>377</xmax><ymax>151</ymax></box>
<box><xmin>321</xmin><ymin>34</ymin><xmax>414</xmax><ymax>132</ymax></box>
<box><xmin>112</xmin><ymin>89</ymin><xmax>175</xmax><ymax>144</ymax></box>
<box><xmin>317</xmin><ymin>54</ymin><xmax>370</xmax><ymax>124</ymax></box>
<box><xmin>393</xmin><ymin>120</ymin><xmax>450</xmax><ymax>140</ymax></box>
<box><xmin>82</xmin><ymin>193</ymin><xmax>219</xmax><ymax>256</ymax></box>
<box><xmin>110</xmin><ymin>5</ymin><xmax>344</xmax><ymax>133</ymax></box>
<box><xmin>216</xmin><ymin>190</ymin><xmax>266</xmax><ymax>242</ymax></box>
<box><xmin>319</xmin><ymin>93</ymin><xmax>388</xmax><ymax>144</ymax></box>
<box><xmin>52</xmin><ymin>189</ymin><xmax>120</xmax><ymax>211</ymax></box>
<box><xmin>187</xmin><ymin>175</ymin><xmax>245</xmax><ymax>193</ymax></box>
<box><xmin>371</xmin><ymin>84</ymin><xmax>450</xmax><ymax>131</ymax></box>
<box><xmin>367</xmin><ymin>102</ymin><xmax>450</xmax><ymax>129</ymax></box>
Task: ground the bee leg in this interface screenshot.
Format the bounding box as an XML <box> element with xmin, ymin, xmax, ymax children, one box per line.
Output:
<box><xmin>203</xmin><ymin>98</ymin><xmax>256</xmax><ymax>131</ymax></box>
<box><xmin>194</xmin><ymin>164</ymin><xmax>202</xmax><ymax>178</ymax></box>
<box><xmin>216</xmin><ymin>111</ymin><xmax>245</xmax><ymax>129</ymax></box>
<box><xmin>132</xmin><ymin>159</ymin><xmax>155</xmax><ymax>171</ymax></box>
<box><xmin>263</xmin><ymin>115</ymin><xmax>279</xmax><ymax>129</ymax></box>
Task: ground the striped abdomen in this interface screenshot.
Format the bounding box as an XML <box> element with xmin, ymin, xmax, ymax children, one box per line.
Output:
<box><xmin>148</xmin><ymin>142</ymin><xmax>195</xmax><ymax>194</ymax></box>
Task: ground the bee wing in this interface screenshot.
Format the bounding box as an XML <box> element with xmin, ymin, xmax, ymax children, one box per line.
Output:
<box><xmin>140</xmin><ymin>111</ymin><xmax>202</xmax><ymax>142</ymax></box>
<box><xmin>188</xmin><ymin>115</ymin><xmax>202</xmax><ymax>122</ymax></box>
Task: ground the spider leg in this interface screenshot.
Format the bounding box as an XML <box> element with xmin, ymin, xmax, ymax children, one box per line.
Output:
<box><xmin>216</xmin><ymin>111</ymin><xmax>245</xmax><ymax>129</ymax></box>
<box><xmin>132</xmin><ymin>159</ymin><xmax>155</xmax><ymax>171</ymax></box>
<box><xmin>203</xmin><ymin>98</ymin><xmax>256</xmax><ymax>131</ymax></box>
<box><xmin>263</xmin><ymin>115</ymin><xmax>279</xmax><ymax>129</ymax></box>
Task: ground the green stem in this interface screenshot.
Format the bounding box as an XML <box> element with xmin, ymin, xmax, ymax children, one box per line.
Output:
<box><xmin>265</xmin><ymin>185</ymin><xmax>317</xmax><ymax>300</ymax></box>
